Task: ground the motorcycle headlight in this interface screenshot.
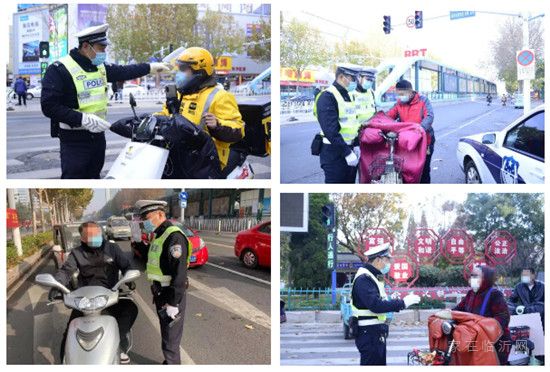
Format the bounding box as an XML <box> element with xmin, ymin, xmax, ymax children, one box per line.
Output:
<box><xmin>75</xmin><ymin>295</ymin><xmax>109</xmax><ymax>312</ymax></box>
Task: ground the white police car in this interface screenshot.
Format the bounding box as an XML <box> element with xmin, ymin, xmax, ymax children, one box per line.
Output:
<box><xmin>457</xmin><ymin>105</ymin><xmax>544</xmax><ymax>184</ymax></box>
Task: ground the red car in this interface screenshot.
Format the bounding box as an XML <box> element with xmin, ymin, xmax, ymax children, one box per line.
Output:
<box><xmin>234</xmin><ymin>221</ymin><xmax>271</xmax><ymax>269</ymax></box>
<box><xmin>131</xmin><ymin>221</ymin><xmax>208</xmax><ymax>268</ymax></box>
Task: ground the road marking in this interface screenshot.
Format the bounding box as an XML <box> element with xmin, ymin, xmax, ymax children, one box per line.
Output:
<box><xmin>205</xmin><ymin>241</ymin><xmax>234</xmax><ymax>249</ymax></box>
<box><xmin>281</xmin><ymin>336</ymin><xmax>428</xmax><ymax>344</ymax></box>
<box><xmin>132</xmin><ymin>290</ymin><xmax>196</xmax><ymax>365</ymax></box>
<box><xmin>188</xmin><ymin>277</ymin><xmax>271</xmax><ymax>329</ymax></box>
<box><xmin>205</xmin><ymin>262</ymin><xmax>271</xmax><ymax>285</ymax></box>
<box><xmin>8</xmin><ymin>140</ymin><xmax>129</xmax><ymax>155</ymax></box>
<box><xmin>437</xmin><ymin>107</ymin><xmax>500</xmax><ymax>140</ymax></box>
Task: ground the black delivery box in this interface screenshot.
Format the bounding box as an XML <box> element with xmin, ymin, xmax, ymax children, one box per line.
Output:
<box><xmin>235</xmin><ymin>96</ymin><xmax>271</xmax><ymax>157</ymax></box>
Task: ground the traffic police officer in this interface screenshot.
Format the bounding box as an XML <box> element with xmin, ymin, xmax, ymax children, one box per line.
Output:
<box><xmin>353</xmin><ymin>67</ymin><xmax>377</xmax><ymax>124</ymax></box>
<box><xmin>351</xmin><ymin>243</ymin><xmax>420</xmax><ymax>365</ymax></box>
<box><xmin>41</xmin><ymin>24</ymin><xmax>170</xmax><ymax>179</ymax></box>
<box><xmin>135</xmin><ymin>200</ymin><xmax>191</xmax><ymax>364</ymax></box>
<box><xmin>154</xmin><ymin>47</ymin><xmax>244</xmax><ymax>178</ymax></box>
<box><xmin>314</xmin><ymin>64</ymin><xmax>362</xmax><ymax>183</ymax></box>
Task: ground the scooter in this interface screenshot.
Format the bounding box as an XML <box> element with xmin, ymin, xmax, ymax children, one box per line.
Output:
<box><xmin>35</xmin><ymin>270</ymin><xmax>140</xmax><ymax>364</ymax></box>
<box><xmin>106</xmin><ymin>91</ymin><xmax>254</xmax><ymax>179</ymax></box>
<box><xmin>368</xmin><ymin>131</ymin><xmax>403</xmax><ymax>184</ymax></box>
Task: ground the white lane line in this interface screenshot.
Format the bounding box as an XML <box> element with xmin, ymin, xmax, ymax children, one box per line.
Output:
<box><xmin>205</xmin><ymin>262</ymin><xmax>271</xmax><ymax>285</ymax></box>
<box><xmin>188</xmin><ymin>277</ymin><xmax>271</xmax><ymax>330</ymax></box>
<box><xmin>205</xmin><ymin>241</ymin><xmax>234</xmax><ymax>249</ymax></box>
<box><xmin>437</xmin><ymin>107</ymin><xmax>500</xmax><ymax>140</ymax></box>
<box><xmin>132</xmin><ymin>290</ymin><xmax>195</xmax><ymax>365</ymax></box>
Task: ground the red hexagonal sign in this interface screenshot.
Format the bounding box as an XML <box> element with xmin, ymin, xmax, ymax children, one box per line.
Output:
<box><xmin>441</xmin><ymin>229</ymin><xmax>474</xmax><ymax>264</ymax></box>
<box><xmin>484</xmin><ymin>230</ymin><xmax>517</xmax><ymax>265</ymax></box>
<box><xmin>362</xmin><ymin>228</ymin><xmax>395</xmax><ymax>255</ymax></box>
<box><xmin>463</xmin><ymin>255</ymin><xmax>490</xmax><ymax>281</ymax></box>
<box><xmin>408</xmin><ymin>228</ymin><xmax>440</xmax><ymax>261</ymax></box>
<box><xmin>387</xmin><ymin>255</ymin><xmax>418</xmax><ymax>288</ymax></box>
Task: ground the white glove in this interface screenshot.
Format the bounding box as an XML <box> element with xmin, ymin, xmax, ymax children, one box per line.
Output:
<box><xmin>403</xmin><ymin>294</ymin><xmax>421</xmax><ymax>308</ymax></box>
<box><xmin>434</xmin><ymin>309</ymin><xmax>452</xmax><ymax>319</ymax></box>
<box><xmin>149</xmin><ymin>62</ymin><xmax>171</xmax><ymax>74</ymax></box>
<box><xmin>165</xmin><ymin>304</ymin><xmax>180</xmax><ymax>319</ymax></box>
<box><xmin>353</xmin><ymin>146</ymin><xmax>361</xmax><ymax>159</ymax></box>
<box><xmin>345</xmin><ymin>151</ymin><xmax>359</xmax><ymax>167</ymax></box>
<box><xmin>516</xmin><ymin>305</ymin><xmax>525</xmax><ymax>315</ymax></box>
<box><xmin>81</xmin><ymin>113</ymin><xmax>111</xmax><ymax>132</ymax></box>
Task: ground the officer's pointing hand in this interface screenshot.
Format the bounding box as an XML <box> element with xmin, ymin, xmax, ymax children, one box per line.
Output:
<box><xmin>149</xmin><ymin>62</ymin><xmax>171</xmax><ymax>74</ymax></box>
<box><xmin>403</xmin><ymin>294</ymin><xmax>421</xmax><ymax>308</ymax></box>
<box><xmin>81</xmin><ymin>113</ymin><xmax>111</xmax><ymax>132</ymax></box>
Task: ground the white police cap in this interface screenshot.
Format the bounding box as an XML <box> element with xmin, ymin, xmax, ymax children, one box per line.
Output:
<box><xmin>75</xmin><ymin>23</ymin><xmax>110</xmax><ymax>45</ymax></box>
<box><xmin>364</xmin><ymin>242</ymin><xmax>392</xmax><ymax>259</ymax></box>
<box><xmin>135</xmin><ymin>200</ymin><xmax>167</xmax><ymax>217</ymax></box>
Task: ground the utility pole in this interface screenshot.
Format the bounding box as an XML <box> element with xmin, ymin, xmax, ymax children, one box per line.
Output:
<box><xmin>7</xmin><ymin>189</ymin><xmax>23</xmax><ymax>256</ymax></box>
<box><xmin>522</xmin><ymin>13</ymin><xmax>531</xmax><ymax>113</ymax></box>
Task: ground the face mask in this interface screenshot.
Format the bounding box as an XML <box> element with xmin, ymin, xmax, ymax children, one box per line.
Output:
<box><xmin>175</xmin><ymin>71</ymin><xmax>190</xmax><ymax>89</ymax></box>
<box><xmin>86</xmin><ymin>235</ymin><xmax>103</xmax><ymax>248</ymax></box>
<box><xmin>362</xmin><ymin>80</ymin><xmax>373</xmax><ymax>90</ymax></box>
<box><xmin>89</xmin><ymin>45</ymin><xmax>107</xmax><ymax>66</ymax></box>
<box><xmin>470</xmin><ymin>277</ymin><xmax>481</xmax><ymax>292</ymax></box>
<box><xmin>398</xmin><ymin>94</ymin><xmax>410</xmax><ymax>103</ymax></box>
<box><xmin>346</xmin><ymin>81</ymin><xmax>358</xmax><ymax>92</ymax></box>
<box><xmin>143</xmin><ymin>219</ymin><xmax>157</xmax><ymax>233</ymax></box>
<box><xmin>380</xmin><ymin>262</ymin><xmax>391</xmax><ymax>275</ymax></box>
<box><xmin>521</xmin><ymin>276</ymin><xmax>531</xmax><ymax>284</ymax></box>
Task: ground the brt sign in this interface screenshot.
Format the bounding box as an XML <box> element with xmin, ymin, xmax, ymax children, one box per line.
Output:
<box><xmin>450</xmin><ymin>11</ymin><xmax>476</xmax><ymax>20</ymax></box>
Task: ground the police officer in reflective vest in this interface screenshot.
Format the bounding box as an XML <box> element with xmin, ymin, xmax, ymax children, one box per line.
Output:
<box><xmin>313</xmin><ymin>64</ymin><xmax>362</xmax><ymax>183</ymax></box>
<box><xmin>351</xmin><ymin>243</ymin><xmax>420</xmax><ymax>365</ymax></box>
<box><xmin>353</xmin><ymin>67</ymin><xmax>377</xmax><ymax>124</ymax></box>
<box><xmin>41</xmin><ymin>24</ymin><xmax>170</xmax><ymax>179</ymax></box>
<box><xmin>135</xmin><ymin>200</ymin><xmax>192</xmax><ymax>364</ymax></box>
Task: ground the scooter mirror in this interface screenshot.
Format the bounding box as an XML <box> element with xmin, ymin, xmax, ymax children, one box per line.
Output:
<box><xmin>35</xmin><ymin>273</ymin><xmax>71</xmax><ymax>294</ymax></box>
<box><xmin>112</xmin><ymin>269</ymin><xmax>141</xmax><ymax>291</ymax></box>
<box><xmin>129</xmin><ymin>93</ymin><xmax>137</xmax><ymax>108</ymax></box>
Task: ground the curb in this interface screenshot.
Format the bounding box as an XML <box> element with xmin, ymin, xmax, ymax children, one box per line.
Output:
<box><xmin>7</xmin><ymin>244</ymin><xmax>53</xmax><ymax>299</ymax></box>
<box><xmin>284</xmin><ymin>309</ymin><xmax>439</xmax><ymax>325</ymax></box>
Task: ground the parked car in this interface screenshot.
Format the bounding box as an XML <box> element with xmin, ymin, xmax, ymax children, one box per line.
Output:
<box><xmin>131</xmin><ymin>221</ymin><xmax>208</xmax><ymax>268</ymax></box>
<box><xmin>108</xmin><ymin>83</ymin><xmax>147</xmax><ymax>98</ymax></box>
<box><xmin>26</xmin><ymin>84</ymin><xmax>41</xmax><ymax>99</ymax></box>
<box><xmin>106</xmin><ymin>216</ymin><xmax>132</xmax><ymax>240</ymax></box>
<box><xmin>457</xmin><ymin>105</ymin><xmax>544</xmax><ymax>184</ymax></box>
<box><xmin>234</xmin><ymin>221</ymin><xmax>271</xmax><ymax>269</ymax></box>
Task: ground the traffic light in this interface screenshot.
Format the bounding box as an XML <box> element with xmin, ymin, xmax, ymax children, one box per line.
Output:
<box><xmin>415</xmin><ymin>10</ymin><xmax>423</xmax><ymax>29</ymax></box>
<box><xmin>383</xmin><ymin>15</ymin><xmax>391</xmax><ymax>34</ymax></box>
<box><xmin>39</xmin><ymin>41</ymin><xmax>50</xmax><ymax>59</ymax></box>
<box><xmin>321</xmin><ymin>203</ymin><xmax>335</xmax><ymax>229</ymax></box>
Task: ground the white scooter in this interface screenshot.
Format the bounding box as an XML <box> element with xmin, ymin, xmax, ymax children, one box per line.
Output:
<box><xmin>35</xmin><ymin>270</ymin><xmax>140</xmax><ymax>364</ymax></box>
<box><xmin>106</xmin><ymin>92</ymin><xmax>254</xmax><ymax>179</ymax></box>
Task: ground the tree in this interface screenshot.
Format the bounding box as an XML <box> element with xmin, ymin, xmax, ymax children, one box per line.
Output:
<box><xmin>489</xmin><ymin>17</ymin><xmax>544</xmax><ymax>93</ymax></box>
<box><xmin>196</xmin><ymin>9</ymin><xmax>245</xmax><ymax>59</ymax></box>
<box><xmin>455</xmin><ymin>193</ymin><xmax>544</xmax><ymax>280</ymax></box>
<box><xmin>288</xmin><ymin>194</ymin><xmax>331</xmax><ymax>288</ymax></box>
<box><xmin>246</xmin><ymin>18</ymin><xmax>271</xmax><ymax>62</ymax></box>
<box><xmin>280</xmin><ymin>18</ymin><xmax>328</xmax><ymax>85</ymax></box>
<box><xmin>333</xmin><ymin>193</ymin><xmax>407</xmax><ymax>258</ymax></box>
<box><xmin>107</xmin><ymin>4</ymin><xmax>198</xmax><ymax>63</ymax></box>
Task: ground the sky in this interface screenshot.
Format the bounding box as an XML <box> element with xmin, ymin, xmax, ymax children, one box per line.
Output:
<box><xmin>84</xmin><ymin>188</ymin><xmax>111</xmax><ymax>214</ymax></box>
<box><xmin>282</xmin><ymin>0</ymin><xmax>546</xmax><ymax>81</ymax></box>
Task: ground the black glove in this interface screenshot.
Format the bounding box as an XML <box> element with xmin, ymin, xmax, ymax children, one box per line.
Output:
<box><xmin>159</xmin><ymin>114</ymin><xmax>210</xmax><ymax>146</ymax></box>
<box><xmin>110</xmin><ymin>114</ymin><xmax>150</xmax><ymax>138</ymax></box>
<box><xmin>48</xmin><ymin>288</ymin><xmax>62</xmax><ymax>301</ymax></box>
<box><xmin>126</xmin><ymin>282</ymin><xmax>136</xmax><ymax>291</ymax></box>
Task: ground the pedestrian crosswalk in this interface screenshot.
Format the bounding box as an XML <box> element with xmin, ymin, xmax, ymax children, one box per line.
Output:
<box><xmin>280</xmin><ymin>322</ymin><xmax>429</xmax><ymax>366</ymax></box>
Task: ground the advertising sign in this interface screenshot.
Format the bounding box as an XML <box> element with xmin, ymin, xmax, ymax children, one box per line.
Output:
<box><xmin>77</xmin><ymin>4</ymin><xmax>108</xmax><ymax>30</ymax></box>
<box><xmin>18</xmin><ymin>12</ymin><xmax>44</xmax><ymax>74</ymax></box>
<box><xmin>48</xmin><ymin>5</ymin><xmax>68</xmax><ymax>62</ymax></box>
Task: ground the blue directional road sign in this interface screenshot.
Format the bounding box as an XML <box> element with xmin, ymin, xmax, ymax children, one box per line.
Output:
<box><xmin>179</xmin><ymin>191</ymin><xmax>188</xmax><ymax>201</ymax></box>
<box><xmin>450</xmin><ymin>11</ymin><xmax>476</xmax><ymax>20</ymax></box>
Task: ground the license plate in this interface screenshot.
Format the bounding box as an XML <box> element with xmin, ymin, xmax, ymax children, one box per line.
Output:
<box><xmin>190</xmin><ymin>256</ymin><xmax>197</xmax><ymax>263</ymax></box>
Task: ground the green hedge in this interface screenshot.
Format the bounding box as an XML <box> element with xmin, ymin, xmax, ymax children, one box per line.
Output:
<box><xmin>7</xmin><ymin>232</ymin><xmax>52</xmax><ymax>269</ymax></box>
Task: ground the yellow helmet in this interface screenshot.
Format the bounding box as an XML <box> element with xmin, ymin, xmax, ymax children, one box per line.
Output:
<box><xmin>176</xmin><ymin>47</ymin><xmax>214</xmax><ymax>76</ymax></box>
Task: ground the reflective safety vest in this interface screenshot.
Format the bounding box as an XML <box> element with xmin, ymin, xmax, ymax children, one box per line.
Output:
<box><xmin>147</xmin><ymin>225</ymin><xmax>192</xmax><ymax>285</ymax></box>
<box><xmin>57</xmin><ymin>55</ymin><xmax>108</xmax><ymax>130</ymax></box>
<box><xmin>353</xmin><ymin>89</ymin><xmax>376</xmax><ymax>123</ymax></box>
<box><xmin>351</xmin><ymin>267</ymin><xmax>387</xmax><ymax>323</ymax></box>
<box><xmin>315</xmin><ymin>85</ymin><xmax>360</xmax><ymax>144</ymax></box>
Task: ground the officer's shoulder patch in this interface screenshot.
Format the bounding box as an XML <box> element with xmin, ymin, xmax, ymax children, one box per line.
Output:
<box><xmin>76</xmin><ymin>74</ymin><xmax>87</xmax><ymax>81</ymax></box>
<box><xmin>169</xmin><ymin>244</ymin><xmax>183</xmax><ymax>259</ymax></box>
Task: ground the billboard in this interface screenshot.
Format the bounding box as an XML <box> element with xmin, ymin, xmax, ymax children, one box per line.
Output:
<box><xmin>17</xmin><ymin>11</ymin><xmax>45</xmax><ymax>74</ymax></box>
<box><xmin>280</xmin><ymin>193</ymin><xmax>308</xmax><ymax>232</ymax></box>
<box><xmin>48</xmin><ymin>5</ymin><xmax>68</xmax><ymax>62</ymax></box>
<box><xmin>77</xmin><ymin>4</ymin><xmax>108</xmax><ymax>31</ymax></box>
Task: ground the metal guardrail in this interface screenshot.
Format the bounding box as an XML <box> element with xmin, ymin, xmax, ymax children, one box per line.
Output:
<box><xmin>184</xmin><ymin>216</ymin><xmax>268</xmax><ymax>233</ymax></box>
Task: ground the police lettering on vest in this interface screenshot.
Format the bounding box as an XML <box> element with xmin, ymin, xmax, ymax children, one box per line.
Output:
<box><xmin>147</xmin><ymin>225</ymin><xmax>192</xmax><ymax>285</ymax></box>
<box><xmin>315</xmin><ymin>85</ymin><xmax>361</xmax><ymax>144</ymax></box>
<box><xmin>57</xmin><ymin>55</ymin><xmax>108</xmax><ymax>130</ymax></box>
